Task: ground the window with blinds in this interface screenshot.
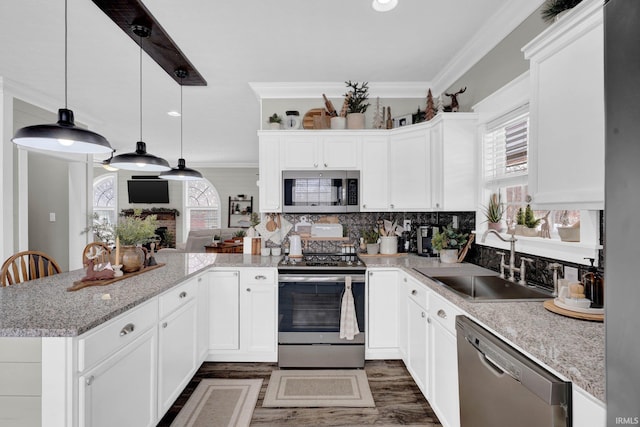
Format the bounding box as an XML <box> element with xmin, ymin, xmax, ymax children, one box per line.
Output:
<box><xmin>483</xmin><ymin>108</ymin><xmax>529</xmax><ymax>186</ymax></box>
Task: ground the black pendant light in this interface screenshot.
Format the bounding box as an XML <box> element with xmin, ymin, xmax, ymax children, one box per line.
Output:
<box><xmin>110</xmin><ymin>24</ymin><xmax>170</xmax><ymax>172</ymax></box>
<box><xmin>12</xmin><ymin>0</ymin><xmax>113</xmax><ymax>154</ymax></box>
<box><xmin>160</xmin><ymin>70</ymin><xmax>203</xmax><ymax>181</ymax></box>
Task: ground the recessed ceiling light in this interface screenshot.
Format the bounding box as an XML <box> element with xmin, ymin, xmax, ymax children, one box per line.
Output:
<box><xmin>167</xmin><ymin>111</ymin><xmax>181</xmax><ymax>117</ymax></box>
<box><xmin>372</xmin><ymin>0</ymin><xmax>398</xmax><ymax>12</ymax></box>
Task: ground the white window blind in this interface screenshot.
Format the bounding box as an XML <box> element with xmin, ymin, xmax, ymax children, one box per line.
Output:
<box><xmin>483</xmin><ymin>105</ymin><xmax>529</xmax><ymax>187</ymax></box>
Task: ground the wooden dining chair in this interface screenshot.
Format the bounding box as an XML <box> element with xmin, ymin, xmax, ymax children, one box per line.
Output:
<box><xmin>0</xmin><ymin>250</ymin><xmax>62</xmax><ymax>286</ymax></box>
<box><xmin>82</xmin><ymin>242</ymin><xmax>112</xmax><ymax>267</ymax></box>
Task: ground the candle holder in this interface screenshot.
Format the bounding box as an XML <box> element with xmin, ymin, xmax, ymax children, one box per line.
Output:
<box><xmin>112</xmin><ymin>264</ymin><xmax>123</xmax><ymax>277</ymax></box>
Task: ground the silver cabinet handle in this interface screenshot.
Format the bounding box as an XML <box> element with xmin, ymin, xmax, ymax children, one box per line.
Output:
<box><xmin>119</xmin><ymin>323</ymin><xmax>135</xmax><ymax>336</ymax></box>
<box><xmin>246</xmin><ymin>288</ymin><xmax>251</xmax><ymax>292</ymax></box>
<box><xmin>179</xmin><ymin>291</ymin><xmax>187</xmax><ymax>299</ymax></box>
<box><xmin>421</xmin><ymin>312</ymin><xmax>426</xmax><ymax>318</ymax></box>
<box><xmin>390</xmin><ymin>204</ymin><xmax>395</xmax><ymax>209</ymax></box>
<box><xmin>437</xmin><ymin>309</ymin><xmax>447</xmax><ymax>319</ymax></box>
<box><xmin>427</xmin><ymin>317</ymin><xmax>431</xmax><ymax>324</ymax></box>
<box><xmin>411</xmin><ymin>289</ymin><xmax>417</xmax><ymax>295</ymax></box>
<box><xmin>324</xmin><ymin>163</ymin><xmax>328</xmax><ymax>168</ymax></box>
<box><xmin>255</xmin><ymin>275</ymin><xmax>267</xmax><ymax>280</ymax></box>
<box><xmin>85</xmin><ymin>375</ymin><xmax>94</xmax><ymax>386</ymax></box>
<box><xmin>198</xmin><ymin>277</ymin><xmax>202</xmax><ymax>282</ymax></box>
<box><xmin>314</xmin><ymin>163</ymin><xmax>318</xmax><ymax>168</ymax></box>
<box><xmin>162</xmin><ymin>322</ymin><xmax>168</xmax><ymax>328</ymax></box>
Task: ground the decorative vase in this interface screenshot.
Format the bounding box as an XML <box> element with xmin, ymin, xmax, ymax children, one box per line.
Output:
<box><xmin>331</xmin><ymin>117</ymin><xmax>346</xmax><ymax>129</ymax></box>
<box><xmin>521</xmin><ymin>227</ymin><xmax>539</xmax><ymax>237</ymax></box>
<box><xmin>366</xmin><ymin>243</ymin><xmax>380</xmax><ymax>255</ymax></box>
<box><xmin>379</xmin><ymin>236</ymin><xmax>398</xmax><ymax>255</ymax></box>
<box><xmin>121</xmin><ymin>245</ymin><xmax>144</xmax><ymax>273</ymax></box>
<box><xmin>346</xmin><ymin>112</ymin><xmax>365</xmax><ymax>129</ymax></box>
<box><xmin>269</xmin><ymin>122</ymin><xmax>281</xmax><ymax>130</ymax></box>
<box><xmin>440</xmin><ymin>248</ymin><xmax>459</xmax><ymax>264</ymax></box>
<box><xmin>514</xmin><ymin>224</ymin><xmax>525</xmax><ymax>236</ymax></box>
<box><xmin>488</xmin><ymin>221</ymin><xmax>505</xmax><ymax>233</ymax></box>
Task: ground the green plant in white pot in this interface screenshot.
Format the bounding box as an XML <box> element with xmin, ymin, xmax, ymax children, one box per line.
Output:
<box><xmin>482</xmin><ymin>193</ymin><xmax>505</xmax><ymax>232</ymax></box>
<box><xmin>344</xmin><ymin>81</ymin><xmax>370</xmax><ymax>129</ymax></box>
<box><xmin>431</xmin><ymin>225</ymin><xmax>469</xmax><ymax>263</ymax></box>
<box><xmin>361</xmin><ymin>229</ymin><xmax>380</xmax><ymax>255</ymax></box>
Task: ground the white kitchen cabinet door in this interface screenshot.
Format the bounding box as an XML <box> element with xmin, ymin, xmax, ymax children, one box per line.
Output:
<box><xmin>366</xmin><ymin>270</ymin><xmax>399</xmax><ymax>357</ymax></box>
<box><xmin>158</xmin><ymin>299</ymin><xmax>198</xmax><ymax>417</ymax></box>
<box><xmin>388</xmin><ymin>126</ymin><xmax>432</xmax><ymax>211</ymax></box>
<box><xmin>209</xmin><ymin>271</ymin><xmax>240</xmax><ymax>351</ymax></box>
<box><xmin>360</xmin><ymin>136</ymin><xmax>389</xmax><ymax>211</ymax></box>
<box><xmin>430</xmin><ymin>114</ymin><xmax>478</xmax><ymax>211</ymax></box>
<box><xmin>430</xmin><ymin>320</ymin><xmax>460</xmax><ymax>427</ymax></box>
<box><xmin>320</xmin><ymin>135</ymin><xmax>360</xmax><ymax>169</ymax></box>
<box><xmin>523</xmin><ymin>0</ymin><xmax>604</xmax><ymax>209</ymax></box>
<box><xmin>281</xmin><ymin>134</ymin><xmax>319</xmax><ymax>169</ymax></box>
<box><xmin>196</xmin><ymin>274</ymin><xmax>209</xmax><ymax>363</ymax></box>
<box><xmin>258</xmin><ymin>134</ymin><xmax>282</xmax><ymax>212</ymax></box>
<box><xmin>241</xmin><ymin>278</ymin><xmax>277</xmax><ymax>357</ymax></box>
<box><xmin>397</xmin><ymin>274</ymin><xmax>409</xmax><ymax>361</ymax></box>
<box><xmin>573</xmin><ymin>385</ymin><xmax>606</xmax><ymax>427</ymax></box>
<box><xmin>407</xmin><ymin>297</ymin><xmax>429</xmax><ymax>398</ymax></box>
<box><xmin>79</xmin><ymin>328</ymin><xmax>157</xmax><ymax>427</ymax></box>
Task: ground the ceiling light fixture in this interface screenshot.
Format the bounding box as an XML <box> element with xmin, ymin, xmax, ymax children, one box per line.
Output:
<box><xmin>12</xmin><ymin>0</ymin><xmax>113</xmax><ymax>154</ymax></box>
<box><xmin>110</xmin><ymin>24</ymin><xmax>170</xmax><ymax>172</ymax></box>
<box><xmin>372</xmin><ymin>0</ymin><xmax>398</xmax><ymax>12</ymax></box>
<box><xmin>160</xmin><ymin>70</ymin><xmax>203</xmax><ymax>181</ymax></box>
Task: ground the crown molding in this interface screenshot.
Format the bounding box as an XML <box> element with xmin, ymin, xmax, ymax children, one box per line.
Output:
<box><xmin>249</xmin><ymin>81</ymin><xmax>431</xmax><ymax>100</ymax></box>
<box><xmin>431</xmin><ymin>0</ymin><xmax>546</xmax><ymax>94</ymax></box>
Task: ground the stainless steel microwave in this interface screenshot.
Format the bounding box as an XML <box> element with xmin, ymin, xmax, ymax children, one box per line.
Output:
<box><xmin>282</xmin><ymin>170</ymin><xmax>360</xmax><ymax>213</ymax></box>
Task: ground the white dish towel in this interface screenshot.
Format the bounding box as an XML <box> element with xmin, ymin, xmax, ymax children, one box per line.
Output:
<box><xmin>340</xmin><ymin>276</ymin><xmax>360</xmax><ymax>340</ymax></box>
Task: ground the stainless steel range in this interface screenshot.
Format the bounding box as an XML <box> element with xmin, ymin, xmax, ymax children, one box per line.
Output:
<box><xmin>277</xmin><ymin>253</ymin><xmax>366</xmax><ymax>368</ymax></box>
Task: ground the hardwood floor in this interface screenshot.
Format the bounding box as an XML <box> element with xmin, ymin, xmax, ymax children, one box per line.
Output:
<box><xmin>157</xmin><ymin>360</ymin><xmax>442</xmax><ymax>426</ymax></box>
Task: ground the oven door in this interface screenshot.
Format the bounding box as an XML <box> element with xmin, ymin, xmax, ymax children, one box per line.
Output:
<box><xmin>278</xmin><ymin>274</ymin><xmax>365</xmax><ymax>345</ymax></box>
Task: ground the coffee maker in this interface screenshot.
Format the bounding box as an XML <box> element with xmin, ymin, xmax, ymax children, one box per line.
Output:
<box><xmin>417</xmin><ymin>225</ymin><xmax>438</xmax><ymax>257</ymax></box>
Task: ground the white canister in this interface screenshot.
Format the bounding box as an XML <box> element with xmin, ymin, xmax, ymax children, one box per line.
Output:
<box><xmin>330</xmin><ymin>117</ymin><xmax>346</xmax><ymax>129</ymax></box>
<box><xmin>289</xmin><ymin>235</ymin><xmax>302</xmax><ymax>257</ymax></box>
<box><xmin>379</xmin><ymin>236</ymin><xmax>398</xmax><ymax>255</ymax></box>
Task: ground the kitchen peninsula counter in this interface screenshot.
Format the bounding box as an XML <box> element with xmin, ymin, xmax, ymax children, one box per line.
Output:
<box><xmin>365</xmin><ymin>254</ymin><xmax>605</xmax><ymax>403</ymax></box>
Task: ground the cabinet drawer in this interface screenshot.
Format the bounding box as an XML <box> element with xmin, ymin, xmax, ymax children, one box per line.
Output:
<box><xmin>405</xmin><ymin>276</ymin><xmax>428</xmax><ymax>310</ymax></box>
<box><xmin>241</xmin><ymin>269</ymin><xmax>276</xmax><ymax>285</ymax></box>
<box><xmin>78</xmin><ymin>300</ymin><xmax>158</xmax><ymax>372</ymax></box>
<box><xmin>159</xmin><ymin>278</ymin><xmax>197</xmax><ymax>318</ymax></box>
<box><xmin>430</xmin><ymin>292</ymin><xmax>461</xmax><ymax>335</ymax></box>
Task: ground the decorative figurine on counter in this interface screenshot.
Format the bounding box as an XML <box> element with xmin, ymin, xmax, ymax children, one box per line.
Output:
<box><xmin>81</xmin><ymin>247</ymin><xmax>115</xmax><ymax>282</ymax></box>
<box><xmin>147</xmin><ymin>243</ymin><xmax>158</xmax><ymax>266</ymax></box>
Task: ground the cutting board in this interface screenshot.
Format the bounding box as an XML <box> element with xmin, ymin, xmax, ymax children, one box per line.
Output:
<box><xmin>303</xmin><ymin>108</ymin><xmax>331</xmax><ymax>129</ymax></box>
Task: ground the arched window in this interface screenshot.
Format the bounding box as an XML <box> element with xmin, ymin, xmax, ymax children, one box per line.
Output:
<box><xmin>185</xmin><ymin>179</ymin><xmax>221</xmax><ymax>232</ymax></box>
<box><xmin>93</xmin><ymin>174</ymin><xmax>117</xmax><ymax>224</ymax></box>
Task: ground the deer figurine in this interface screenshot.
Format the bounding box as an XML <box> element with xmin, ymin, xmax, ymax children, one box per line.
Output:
<box><xmin>444</xmin><ymin>87</ymin><xmax>467</xmax><ymax>112</ymax></box>
<box><xmin>82</xmin><ymin>247</ymin><xmax>115</xmax><ymax>281</ymax></box>
<box><xmin>540</xmin><ymin>211</ymin><xmax>551</xmax><ymax>239</ymax></box>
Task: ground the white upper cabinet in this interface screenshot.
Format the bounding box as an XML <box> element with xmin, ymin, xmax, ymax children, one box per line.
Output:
<box><xmin>523</xmin><ymin>0</ymin><xmax>604</xmax><ymax>209</ymax></box>
<box><xmin>360</xmin><ymin>136</ymin><xmax>390</xmax><ymax>211</ymax></box>
<box><xmin>280</xmin><ymin>132</ymin><xmax>361</xmax><ymax>170</ymax></box>
<box><xmin>258</xmin><ymin>134</ymin><xmax>281</xmax><ymax>212</ymax></box>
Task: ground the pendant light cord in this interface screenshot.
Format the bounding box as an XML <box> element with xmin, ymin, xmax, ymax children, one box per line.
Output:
<box><xmin>64</xmin><ymin>0</ymin><xmax>68</xmax><ymax>108</ymax></box>
<box><xmin>180</xmin><ymin>75</ymin><xmax>184</xmax><ymax>157</ymax></box>
<box><xmin>139</xmin><ymin>35</ymin><xmax>143</xmax><ymax>141</ymax></box>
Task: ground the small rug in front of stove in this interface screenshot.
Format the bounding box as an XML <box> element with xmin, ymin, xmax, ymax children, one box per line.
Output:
<box><xmin>262</xmin><ymin>369</ymin><xmax>375</xmax><ymax>408</ymax></box>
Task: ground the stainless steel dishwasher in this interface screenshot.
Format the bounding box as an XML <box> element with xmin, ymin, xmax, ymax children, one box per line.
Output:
<box><xmin>456</xmin><ymin>316</ymin><xmax>571</xmax><ymax>427</ymax></box>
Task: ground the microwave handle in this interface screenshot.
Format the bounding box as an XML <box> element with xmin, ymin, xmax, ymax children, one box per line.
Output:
<box><xmin>342</xmin><ymin>182</ymin><xmax>346</xmax><ymax>206</ymax></box>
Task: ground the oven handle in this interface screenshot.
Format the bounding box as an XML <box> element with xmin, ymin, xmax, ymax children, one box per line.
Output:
<box><xmin>278</xmin><ymin>275</ymin><xmax>366</xmax><ymax>283</ymax></box>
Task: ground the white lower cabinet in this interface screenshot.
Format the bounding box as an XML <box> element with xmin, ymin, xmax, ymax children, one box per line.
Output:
<box><xmin>366</xmin><ymin>269</ymin><xmax>400</xmax><ymax>358</ymax></box>
<box><xmin>196</xmin><ymin>274</ymin><xmax>210</xmax><ymax>362</ymax></box>
<box><xmin>79</xmin><ymin>328</ymin><xmax>157</xmax><ymax>427</ymax></box>
<box><xmin>407</xmin><ymin>296</ymin><xmax>429</xmax><ymax>398</ymax></box>
<box><xmin>208</xmin><ymin>268</ymin><xmax>277</xmax><ymax>361</ymax></box>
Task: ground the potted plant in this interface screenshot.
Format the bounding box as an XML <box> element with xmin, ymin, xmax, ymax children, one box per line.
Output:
<box><xmin>513</xmin><ymin>207</ymin><xmax>526</xmax><ymax>235</ymax></box>
<box><xmin>114</xmin><ymin>214</ymin><xmax>159</xmax><ymax>272</ymax></box>
<box><xmin>233</xmin><ymin>230</ymin><xmax>246</xmax><ymax>242</ymax></box>
<box><xmin>541</xmin><ymin>0</ymin><xmax>583</xmax><ymax>22</ymax></box>
<box><xmin>344</xmin><ymin>81</ymin><xmax>370</xmax><ymax>129</ymax></box>
<box><xmin>431</xmin><ymin>225</ymin><xmax>469</xmax><ymax>263</ymax></box>
<box><xmin>361</xmin><ymin>229</ymin><xmax>380</xmax><ymax>255</ymax></box>
<box><xmin>268</xmin><ymin>113</ymin><xmax>282</xmax><ymax>130</ymax></box>
<box><xmin>482</xmin><ymin>193</ymin><xmax>505</xmax><ymax>232</ymax></box>
<box><xmin>522</xmin><ymin>204</ymin><xmax>541</xmax><ymax>237</ymax></box>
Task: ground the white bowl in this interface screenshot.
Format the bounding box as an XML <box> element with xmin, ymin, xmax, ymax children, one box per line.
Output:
<box><xmin>564</xmin><ymin>297</ymin><xmax>591</xmax><ymax>309</ymax></box>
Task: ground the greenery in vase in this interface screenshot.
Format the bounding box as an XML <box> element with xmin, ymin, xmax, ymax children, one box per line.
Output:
<box><xmin>482</xmin><ymin>193</ymin><xmax>505</xmax><ymax>223</ymax></box>
<box><xmin>344</xmin><ymin>81</ymin><xmax>370</xmax><ymax>114</ymax></box>
<box><xmin>524</xmin><ymin>204</ymin><xmax>541</xmax><ymax>229</ymax></box>
<box><xmin>516</xmin><ymin>207</ymin><xmax>526</xmax><ymax>226</ymax></box>
<box><xmin>114</xmin><ymin>214</ymin><xmax>159</xmax><ymax>245</ymax></box>
<box><xmin>541</xmin><ymin>0</ymin><xmax>582</xmax><ymax>22</ymax></box>
<box><xmin>361</xmin><ymin>228</ymin><xmax>380</xmax><ymax>244</ymax></box>
<box><xmin>431</xmin><ymin>225</ymin><xmax>469</xmax><ymax>251</ymax></box>
<box><xmin>268</xmin><ymin>113</ymin><xmax>282</xmax><ymax>124</ymax></box>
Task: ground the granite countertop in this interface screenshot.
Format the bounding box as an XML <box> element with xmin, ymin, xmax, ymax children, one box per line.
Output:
<box><xmin>365</xmin><ymin>254</ymin><xmax>605</xmax><ymax>402</ymax></box>
<box><xmin>0</xmin><ymin>251</ymin><xmax>604</xmax><ymax>402</ymax></box>
<box><xmin>0</xmin><ymin>252</ymin><xmax>281</xmax><ymax>338</ymax></box>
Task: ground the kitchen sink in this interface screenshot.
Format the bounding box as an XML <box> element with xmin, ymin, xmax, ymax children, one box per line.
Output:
<box><xmin>413</xmin><ymin>269</ymin><xmax>553</xmax><ymax>302</ymax></box>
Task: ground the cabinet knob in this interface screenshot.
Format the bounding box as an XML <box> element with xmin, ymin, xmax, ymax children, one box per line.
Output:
<box><xmin>403</xmin><ymin>278</ymin><xmax>407</xmax><ymax>282</ymax></box>
<box><xmin>437</xmin><ymin>309</ymin><xmax>447</xmax><ymax>319</ymax></box>
<box><xmin>246</xmin><ymin>288</ymin><xmax>251</xmax><ymax>292</ymax></box>
<box><xmin>255</xmin><ymin>275</ymin><xmax>267</xmax><ymax>280</ymax></box>
<box><xmin>162</xmin><ymin>322</ymin><xmax>168</xmax><ymax>328</ymax></box>
<box><xmin>362</xmin><ymin>204</ymin><xmax>367</xmax><ymax>209</ymax></box>
<box><xmin>427</xmin><ymin>317</ymin><xmax>431</xmax><ymax>324</ymax></box>
<box><xmin>324</xmin><ymin>163</ymin><xmax>328</xmax><ymax>168</ymax></box>
<box><xmin>179</xmin><ymin>291</ymin><xmax>187</xmax><ymax>299</ymax></box>
<box><xmin>119</xmin><ymin>323</ymin><xmax>135</xmax><ymax>337</ymax></box>
<box><xmin>436</xmin><ymin>203</ymin><xmax>440</xmax><ymax>208</ymax></box>
<box><xmin>411</xmin><ymin>289</ymin><xmax>417</xmax><ymax>295</ymax></box>
<box><xmin>198</xmin><ymin>277</ymin><xmax>202</xmax><ymax>282</ymax></box>
<box><xmin>314</xmin><ymin>163</ymin><xmax>318</xmax><ymax>168</ymax></box>
<box><xmin>421</xmin><ymin>312</ymin><xmax>426</xmax><ymax>318</ymax></box>
<box><xmin>85</xmin><ymin>375</ymin><xmax>95</xmax><ymax>386</ymax></box>
<box><xmin>390</xmin><ymin>204</ymin><xmax>395</xmax><ymax>209</ymax></box>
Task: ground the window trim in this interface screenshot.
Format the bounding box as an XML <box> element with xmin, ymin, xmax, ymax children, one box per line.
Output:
<box><xmin>183</xmin><ymin>178</ymin><xmax>222</xmax><ymax>237</ymax></box>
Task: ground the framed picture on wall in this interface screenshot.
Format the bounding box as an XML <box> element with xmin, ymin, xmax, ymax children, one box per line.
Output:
<box><xmin>392</xmin><ymin>114</ymin><xmax>413</xmax><ymax>128</ymax></box>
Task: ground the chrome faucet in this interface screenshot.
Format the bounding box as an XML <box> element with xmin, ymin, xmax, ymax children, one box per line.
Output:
<box><xmin>482</xmin><ymin>229</ymin><xmax>518</xmax><ymax>282</ymax></box>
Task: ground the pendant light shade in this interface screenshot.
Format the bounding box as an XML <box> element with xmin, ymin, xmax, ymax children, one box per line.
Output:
<box><xmin>372</xmin><ymin>0</ymin><xmax>398</xmax><ymax>12</ymax></box>
<box><xmin>110</xmin><ymin>24</ymin><xmax>170</xmax><ymax>172</ymax></box>
<box><xmin>160</xmin><ymin>69</ymin><xmax>203</xmax><ymax>181</ymax></box>
<box><xmin>12</xmin><ymin>0</ymin><xmax>112</xmax><ymax>154</ymax></box>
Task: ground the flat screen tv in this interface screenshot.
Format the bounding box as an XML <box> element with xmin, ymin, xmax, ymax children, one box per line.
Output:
<box><xmin>127</xmin><ymin>179</ymin><xmax>170</xmax><ymax>204</ymax></box>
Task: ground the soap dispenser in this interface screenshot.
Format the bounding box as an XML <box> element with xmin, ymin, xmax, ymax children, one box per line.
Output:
<box><xmin>583</xmin><ymin>258</ymin><xmax>604</xmax><ymax>309</ymax></box>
